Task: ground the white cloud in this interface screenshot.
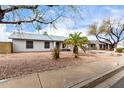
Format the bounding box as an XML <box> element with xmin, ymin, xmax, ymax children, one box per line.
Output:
<box><xmin>35</xmin><ymin>15</ymin><xmax>97</xmax><ymax>40</ymax></box>
<box><xmin>38</xmin><ymin>26</ymin><xmax>96</xmax><ymax>40</ymax></box>
<box><xmin>105</xmin><ymin>6</ymin><xmax>124</xmax><ymax>19</ymax></box>
<box><xmin>37</xmin><ymin>17</ymin><xmax>75</xmax><ymax>36</ymax></box>
<box><xmin>55</xmin><ymin>17</ymin><xmax>75</xmax><ymax>29</ymax></box>
<box><xmin>0</xmin><ymin>24</ymin><xmax>11</xmax><ymax>42</ymax></box>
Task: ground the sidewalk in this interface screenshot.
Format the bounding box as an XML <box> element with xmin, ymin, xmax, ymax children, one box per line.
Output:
<box><xmin>0</xmin><ymin>55</ymin><xmax>124</xmax><ymax>88</ymax></box>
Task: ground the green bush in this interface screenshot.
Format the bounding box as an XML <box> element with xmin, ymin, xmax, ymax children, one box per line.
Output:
<box><xmin>116</xmin><ymin>48</ymin><xmax>123</xmax><ymax>53</ymax></box>
<box><xmin>52</xmin><ymin>48</ymin><xmax>60</xmax><ymax>59</ymax></box>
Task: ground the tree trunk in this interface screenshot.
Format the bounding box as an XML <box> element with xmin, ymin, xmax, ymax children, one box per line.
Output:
<box><xmin>109</xmin><ymin>44</ymin><xmax>117</xmax><ymax>51</ymax></box>
<box><xmin>73</xmin><ymin>45</ymin><xmax>78</xmax><ymax>54</ymax></box>
<box><xmin>73</xmin><ymin>45</ymin><xmax>78</xmax><ymax>58</ymax></box>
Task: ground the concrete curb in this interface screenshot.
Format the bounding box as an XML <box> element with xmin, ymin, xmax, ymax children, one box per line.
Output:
<box><xmin>69</xmin><ymin>64</ymin><xmax>124</xmax><ymax>88</ymax></box>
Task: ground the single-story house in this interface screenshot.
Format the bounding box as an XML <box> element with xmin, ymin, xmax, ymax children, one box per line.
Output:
<box><xmin>9</xmin><ymin>32</ymin><xmax>67</xmax><ymax>53</ymax></box>
<box><xmin>9</xmin><ymin>32</ymin><xmax>113</xmax><ymax>53</ymax></box>
<box><xmin>88</xmin><ymin>40</ymin><xmax>111</xmax><ymax>50</ymax></box>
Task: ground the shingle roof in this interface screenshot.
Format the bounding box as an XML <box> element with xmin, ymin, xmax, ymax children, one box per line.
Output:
<box><xmin>9</xmin><ymin>32</ymin><xmax>67</xmax><ymax>41</ymax></box>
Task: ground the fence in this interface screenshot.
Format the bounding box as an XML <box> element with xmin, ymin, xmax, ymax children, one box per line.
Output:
<box><xmin>0</xmin><ymin>42</ymin><xmax>12</xmax><ymax>54</ymax></box>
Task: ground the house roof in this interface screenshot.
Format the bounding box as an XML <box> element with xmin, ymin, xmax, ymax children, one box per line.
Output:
<box><xmin>9</xmin><ymin>32</ymin><xmax>67</xmax><ymax>41</ymax></box>
<box><xmin>88</xmin><ymin>40</ymin><xmax>107</xmax><ymax>44</ymax></box>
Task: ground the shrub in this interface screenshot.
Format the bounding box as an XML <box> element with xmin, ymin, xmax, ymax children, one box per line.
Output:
<box><xmin>52</xmin><ymin>48</ymin><xmax>60</xmax><ymax>59</ymax></box>
<box><xmin>116</xmin><ymin>48</ymin><xmax>123</xmax><ymax>53</ymax></box>
<box><xmin>117</xmin><ymin>53</ymin><xmax>122</xmax><ymax>56</ymax></box>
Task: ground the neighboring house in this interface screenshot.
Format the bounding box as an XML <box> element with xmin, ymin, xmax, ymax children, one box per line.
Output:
<box><xmin>88</xmin><ymin>40</ymin><xmax>111</xmax><ymax>50</ymax></box>
<box><xmin>9</xmin><ymin>32</ymin><xmax>67</xmax><ymax>52</ymax></box>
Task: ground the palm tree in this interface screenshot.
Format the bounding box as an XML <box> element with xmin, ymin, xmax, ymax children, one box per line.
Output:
<box><xmin>64</xmin><ymin>32</ymin><xmax>88</xmax><ymax>58</ymax></box>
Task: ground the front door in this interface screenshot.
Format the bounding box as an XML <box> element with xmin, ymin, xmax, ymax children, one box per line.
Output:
<box><xmin>56</xmin><ymin>42</ymin><xmax>60</xmax><ymax>48</ymax></box>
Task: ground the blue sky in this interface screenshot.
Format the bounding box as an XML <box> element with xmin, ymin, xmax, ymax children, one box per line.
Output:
<box><xmin>1</xmin><ymin>5</ymin><xmax>124</xmax><ymax>41</ymax></box>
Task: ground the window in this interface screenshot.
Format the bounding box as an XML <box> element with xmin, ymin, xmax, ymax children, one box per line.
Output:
<box><xmin>104</xmin><ymin>45</ymin><xmax>106</xmax><ymax>48</ymax></box>
<box><xmin>99</xmin><ymin>44</ymin><xmax>102</xmax><ymax>49</ymax></box>
<box><xmin>26</xmin><ymin>40</ymin><xmax>33</xmax><ymax>49</ymax></box>
<box><xmin>91</xmin><ymin>44</ymin><xmax>95</xmax><ymax>47</ymax></box>
<box><xmin>44</xmin><ymin>41</ymin><xmax>50</xmax><ymax>48</ymax></box>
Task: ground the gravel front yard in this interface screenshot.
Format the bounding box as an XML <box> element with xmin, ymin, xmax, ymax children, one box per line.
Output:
<box><xmin>0</xmin><ymin>51</ymin><xmax>97</xmax><ymax>80</ymax></box>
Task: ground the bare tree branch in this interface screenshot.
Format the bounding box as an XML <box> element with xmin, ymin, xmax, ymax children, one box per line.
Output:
<box><xmin>88</xmin><ymin>18</ymin><xmax>124</xmax><ymax>50</ymax></box>
<box><xmin>0</xmin><ymin>5</ymin><xmax>62</xmax><ymax>25</ymax></box>
<box><xmin>0</xmin><ymin>15</ymin><xmax>61</xmax><ymax>25</ymax></box>
<box><xmin>3</xmin><ymin>5</ymin><xmax>38</xmax><ymax>13</ymax></box>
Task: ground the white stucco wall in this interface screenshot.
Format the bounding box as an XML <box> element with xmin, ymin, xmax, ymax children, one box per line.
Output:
<box><xmin>12</xmin><ymin>39</ymin><xmax>63</xmax><ymax>52</ymax></box>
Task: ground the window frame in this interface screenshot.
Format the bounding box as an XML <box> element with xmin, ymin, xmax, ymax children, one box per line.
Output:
<box><xmin>26</xmin><ymin>40</ymin><xmax>33</xmax><ymax>49</ymax></box>
<box><xmin>44</xmin><ymin>41</ymin><xmax>50</xmax><ymax>49</ymax></box>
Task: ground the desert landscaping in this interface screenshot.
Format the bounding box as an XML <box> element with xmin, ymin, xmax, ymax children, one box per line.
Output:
<box><xmin>0</xmin><ymin>50</ymin><xmax>123</xmax><ymax>80</ymax></box>
<box><xmin>0</xmin><ymin>5</ymin><xmax>124</xmax><ymax>88</ymax></box>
